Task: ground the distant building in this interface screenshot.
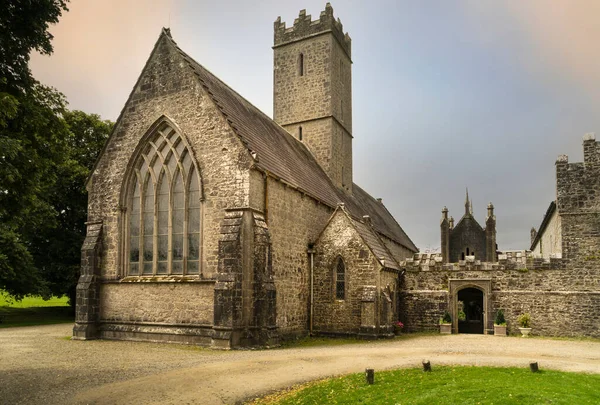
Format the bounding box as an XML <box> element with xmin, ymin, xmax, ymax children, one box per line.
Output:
<box><xmin>402</xmin><ymin>135</ymin><xmax>600</xmax><ymax>338</ymax></box>
<box><xmin>440</xmin><ymin>189</ymin><xmax>497</xmax><ymax>263</ymax></box>
<box><xmin>530</xmin><ymin>202</ymin><xmax>562</xmax><ymax>258</ymax></box>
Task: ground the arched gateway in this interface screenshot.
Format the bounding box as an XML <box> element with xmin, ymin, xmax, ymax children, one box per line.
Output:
<box><xmin>449</xmin><ymin>279</ymin><xmax>492</xmax><ymax>334</ymax></box>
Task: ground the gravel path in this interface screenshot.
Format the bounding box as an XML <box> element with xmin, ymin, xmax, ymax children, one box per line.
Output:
<box><xmin>1</xmin><ymin>324</ymin><xmax>599</xmax><ymax>405</ymax></box>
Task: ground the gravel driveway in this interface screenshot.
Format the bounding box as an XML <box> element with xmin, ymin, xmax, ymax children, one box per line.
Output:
<box><xmin>1</xmin><ymin>324</ymin><xmax>599</xmax><ymax>404</ymax></box>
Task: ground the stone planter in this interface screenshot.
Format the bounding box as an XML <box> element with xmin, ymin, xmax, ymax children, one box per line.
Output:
<box><xmin>394</xmin><ymin>329</ymin><xmax>402</xmax><ymax>336</ymax></box>
<box><xmin>440</xmin><ymin>324</ymin><xmax>452</xmax><ymax>334</ymax></box>
<box><xmin>494</xmin><ymin>325</ymin><xmax>507</xmax><ymax>336</ymax></box>
<box><xmin>518</xmin><ymin>327</ymin><xmax>532</xmax><ymax>337</ymax></box>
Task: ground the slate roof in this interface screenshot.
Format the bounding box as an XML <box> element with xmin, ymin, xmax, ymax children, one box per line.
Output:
<box><xmin>351</xmin><ymin>218</ymin><xmax>401</xmax><ymax>270</ymax></box>
<box><xmin>453</xmin><ymin>213</ymin><xmax>485</xmax><ymax>233</ymax></box>
<box><xmin>166</xmin><ymin>30</ymin><xmax>417</xmax><ymax>252</ymax></box>
<box><xmin>530</xmin><ymin>201</ymin><xmax>556</xmax><ymax>250</ymax></box>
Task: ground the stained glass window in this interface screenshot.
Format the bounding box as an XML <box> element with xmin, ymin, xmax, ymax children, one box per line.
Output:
<box><xmin>126</xmin><ymin>123</ymin><xmax>201</xmax><ymax>276</ymax></box>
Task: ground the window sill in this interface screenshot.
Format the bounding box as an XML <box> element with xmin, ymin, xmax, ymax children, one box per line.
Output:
<box><xmin>104</xmin><ymin>276</ymin><xmax>216</xmax><ymax>284</ymax></box>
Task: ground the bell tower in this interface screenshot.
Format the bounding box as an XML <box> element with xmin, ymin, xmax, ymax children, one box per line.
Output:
<box><xmin>273</xmin><ymin>3</ymin><xmax>353</xmax><ymax>192</ymax></box>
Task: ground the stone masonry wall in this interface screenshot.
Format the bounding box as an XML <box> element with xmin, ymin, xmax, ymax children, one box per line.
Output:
<box><xmin>265</xmin><ymin>177</ymin><xmax>332</xmax><ymax>336</ymax></box>
<box><xmin>273</xmin><ymin>34</ymin><xmax>332</xmax><ymax>126</ymax></box>
<box><xmin>313</xmin><ymin>210</ymin><xmax>381</xmax><ymax>334</ymax></box>
<box><xmin>557</xmin><ymin>136</ymin><xmax>600</xmax><ymax>265</ymax></box>
<box><xmin>273</xmin><ymin>5</ymin><xmax>352</xmax><ymax>190</ymax></box>
<box><xmin>331</xmin><ymin>40</ymin><xmax>352</xmax><ymax>133</ymax></box>
<box><xmin>401</xmin><ymin>252</ymin><xmax>599</xmax><ymax>337</ymax></box>
<box><xmin>87</xmin><ymin>33</ymin><xmax>253</xmax><ymax>330</ymax></box>
<box><xmin>100</xmin><ymin>282</ymin><xmax>214</xmax><ymax>325</ymax></box>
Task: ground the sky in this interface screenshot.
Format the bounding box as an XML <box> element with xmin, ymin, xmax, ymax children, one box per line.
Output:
<box><xmin>31</xmin><ymin>0</ymin><xmax>600</xmax><ymax>251</ymax></box>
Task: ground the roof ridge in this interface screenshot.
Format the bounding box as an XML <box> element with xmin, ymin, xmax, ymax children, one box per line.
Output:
<box><xmin>163</xmin><ymin>32</ymin><xmax>310</xmax><ymax>151</ymax></box>
<box><xmin>346</xmin><ymin>211</ymin><xmax>400</xmax><ymax>270</ymax></box>
<box><xmin>530</xmin><ymin>201</ymin><xmax>556</xmax><ymax>250</ymax></box>
<box><xmin>360</xmin><ymin>215</ymin><xmax>402</xmax><ymax>269</ymax></box>
<box><xmin>161</xmin><ymin>31</ymin><xmax>416</xmax><ymax>253</ymax></box>
<box><xmin>453</xmin><ymin>212</ymin><xmax>485</xmax><ymax>233</ymax></box>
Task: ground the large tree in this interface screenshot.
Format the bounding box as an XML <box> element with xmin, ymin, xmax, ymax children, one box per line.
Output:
<box><xmin>0</xmin><ymin>0</ymin><xmax>70</xmax><ymax>299</ymax></box>
<box><xmin>29</xmin><ymin>111</ymin><xmax>112</xmax><ymax>304</ymax></box>
<box><xmin>1</xmin><ymin>0</ymin><xmax>69</xmax><ymax>92</ymax></box>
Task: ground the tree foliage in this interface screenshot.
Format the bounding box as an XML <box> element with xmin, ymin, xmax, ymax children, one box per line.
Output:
<box><xmin>1</xmin><ymin>81</ymin><xmax>70</xmax><ymax>299</ymax></box>
<box><xmin>0</xmin><ymin>0</ymin><xmax>74</xmax><ymax>300</ymax></box>
<box><xmin>29</xmin><ymin>111</ymin><xmax>112</xmax><ymax>303</ymax></box>
<box><xmin>1</xmin><ymin>0</ymin><xmax>69</xmax><ymax>93</ymax></box>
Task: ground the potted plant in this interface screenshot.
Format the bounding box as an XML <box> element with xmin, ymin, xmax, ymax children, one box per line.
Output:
<box><xmin>517</xmin><ymin>313</ymin><xmax>532</xmax><ymax>337</ymax></box>
<box><xmin>393</xmin><ymin>321</ymin><xmax>404</xmax><ymax>336</ymax></box>
<box><xmin>494</xmin><ymin>309</ymin><xmax>507</xmax><ymax>336</ymax></box>
<box><xmin>439</xmin><ymin>311</ymin><xmax>452</xmax><ymax>334</ymax></box>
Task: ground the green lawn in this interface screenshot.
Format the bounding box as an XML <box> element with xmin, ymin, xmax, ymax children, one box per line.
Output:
<box><xmin>251</xmin><ymin>366</ymin><xmax>600</xmax><ymax>405</ymax></box>
<box><xmin>0</xmin><ymin>291</ymin><xmax>73</xmax><ymax>328</ymax></box>
<box><xmin>278</xmin><ymin>332</ymin><xmax>438</xmax><ymax>350</ymax></box>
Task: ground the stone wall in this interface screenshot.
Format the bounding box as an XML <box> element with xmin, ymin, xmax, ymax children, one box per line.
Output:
<box><xmin>84</xmin><ymin>32</ymin><xmax>256</xmax><ymax>342</ymax></box>
<box><xmin>401</xmin><ymin>252</ymin><xmax>599</xmax><ymax>337</ymax></box>
<box><xmin>273</xmin><ymin>4</ymin><xmax>352</xmax><ymax>190</ymax></box>
<box><xmin>265</xmin><ymin>177</ymin><xmax>332</xmax><ymax>336</ymax></box>
<box><xmin>100</xmin><ymin>282</ymin><xmax>214</xmax><ymax>324</ymax></box>
<box><xmin>89</xmin><ymin>32</ymin><xmax>252</xmax><ymax>281</ymax></box>
<box><xmin>212</xmin><ymin>209</ymin><xmax>277</xmax><ymax>348</ymax></box>
<box><xmin>557</xmin><ymin>135</ymin><xmax>600</xmax><ymax>265</ymax></box>
<box><xmin>274</xmin><ymin>33</ymin><xmax>333</xmax><ymax>126</ymax></box>
<box><xmin>313</xmin><ymin>210</ymin><xmax>383</xmax><ymax>335</ymax></box>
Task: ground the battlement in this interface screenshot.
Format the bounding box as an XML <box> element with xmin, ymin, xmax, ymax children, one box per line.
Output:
<box><xmin>401</xmin><ymin>250</ymin><xmax>565</xmax><ymax>272</ymax></box>
<box><xmin>274</xmin><ymin>3</ymin><xmax>351</xmax><ymax>58</ymax></box>
<box><xmin>556</xmin><ymin>133</ymin><xmax>600</xmax><ymax>213</ymax></box>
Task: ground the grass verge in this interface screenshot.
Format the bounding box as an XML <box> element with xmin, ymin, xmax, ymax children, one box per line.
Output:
<box><xmin>278</xmin><ymin>332</ymin><xmax>439</xmax><ymax>350</ymax></box>
<box><xmin>0</xmin><ymin>291</ymin><xmax>73</xmax><ymax>328</ymax></box>
<box><xmin>249</xmin><ymin>366</ymin><xmax>600</xmax><ymax>405</ymax></box>
<box><xmin>0</xmin><ymin>293</ymin><xmax>69</xmax><ymax>308</ymax></box>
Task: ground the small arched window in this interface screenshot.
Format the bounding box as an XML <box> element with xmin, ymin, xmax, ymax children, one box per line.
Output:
<box><xmin>298</xmin><ymin>126</ymin><xmax>303</xmax><ymax>141</ymax></box>
<box><xmin>335</xmin><ymin>257</ymin><xmax>345</xmax><ymax>300</ymax></box>
<box><xmin>299</xmin><ymin>53</ymin><xmax>304</xmax><ymax>76</ymax></box>
<box><xmin>126</xmin><ymin>122</ymin><xmax>201</xmax><ymax>276</ymax></box>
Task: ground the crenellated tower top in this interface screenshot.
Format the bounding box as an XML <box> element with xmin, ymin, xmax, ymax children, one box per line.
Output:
<box><xmin>274</xmin><ymin>3</ymin><xmax>352</xmax><ymax>59</ymax></box>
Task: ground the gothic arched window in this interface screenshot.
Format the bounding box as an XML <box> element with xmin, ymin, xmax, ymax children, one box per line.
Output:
<box><xmin>125</xmin><ymin>122</ymin><xmax>201</xmax><ymax>276</ymax></box>
<box><xmin>335</xmin><ymin>257</ymin><xmax>346</xmax><ymax>300</ymax></box>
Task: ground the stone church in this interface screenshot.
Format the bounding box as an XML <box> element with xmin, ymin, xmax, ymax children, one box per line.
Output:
<box><xmin>73</xmin><ymin>4</ymin><xmax>418</xmax><ymax>348</ymax></box>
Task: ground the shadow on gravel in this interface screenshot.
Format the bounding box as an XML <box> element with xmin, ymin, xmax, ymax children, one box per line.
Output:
<box><xmin>0</xmin><ymin>306</ymin><xmax>74</xmax><ymax>328</ymax></box>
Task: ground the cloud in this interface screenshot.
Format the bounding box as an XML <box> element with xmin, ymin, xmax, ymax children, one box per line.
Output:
<box><xmin>466</xmin><ymin>1</ymin><xmax>600</xmax><ymax>104</ymax></box>
<box><xmin>31</xmin><ymin>0</ymin><xmax>178</xmax><ymax>119</ymax></box>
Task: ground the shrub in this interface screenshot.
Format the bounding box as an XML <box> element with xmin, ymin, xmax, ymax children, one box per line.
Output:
<box><xmin>494</xmin><ymin>309</ymin><xmax>506</xmax><ymax>326</ymax></box>
<box><xmin>440</xmin><ymin>311</ymin><xmax>452</xmax><ymax>324</ymax></box>
<box><xmin>517</xmin><ymin>313</ymin><xmax>531</xmax><ymax>328</ymax></box>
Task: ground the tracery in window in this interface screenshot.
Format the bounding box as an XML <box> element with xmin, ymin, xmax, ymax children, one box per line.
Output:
<box><xmin>335</xmin><ymin>257</ymin><xmax>345</xmax><ymax>300</ymax></box>
<box><xmin>126</xmin><ymin>122</ymin><xmax>201</xmax><ymax>276</ymax></box>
